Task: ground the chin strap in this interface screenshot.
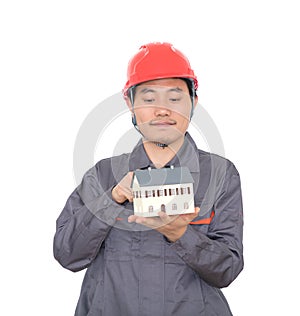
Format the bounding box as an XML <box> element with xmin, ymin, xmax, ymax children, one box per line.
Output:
<box><xmin>133</xmin><ymin>121</ymin><xmax>168</xmax><ymax>149</ymax></box>
<box><xmin>153</xmin><ymin>142</ymin><xmax>168</xmax><ymax>149</ymax></box>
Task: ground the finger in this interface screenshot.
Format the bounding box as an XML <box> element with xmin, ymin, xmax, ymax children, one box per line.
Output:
<box><xmin>158</xmin><ymin>211</ymin><xmax>169</xmax><ymax>221</ymax></box>
<box><xmin>128</xmin><ymin>215</ymin><xmax>150</xmax><ymax>226</ymax></box>
<box><xmin>158</xmin><ymin>212</ymin><xmax>177</xmax><ymax>225</ymax></box>
<box><xmin>122</xmin><ymin>190</ymin><xmax>133</xmax><ymax>202</ymax></box>
<box><xmin>128</xmin><ymin>215</ymin><xmax>138</xmax><ymax>223</ymax></box>
<box><xmin>117</xmin><ymin>186</ymin><xmax>133</xmax><ymax>202</ymax></box>
<box><xmin>128</xmin><ymin>196</ymin><xmax>133</xmax><ymax>203</ymax></box>
<box><xmin>134</xmin><ymin>216</ymin><xmax>163</xmax><ymax>229</ymax></box>
<box><xmin>120</xmin><ymin>172</ymin><xmax>134</xmax><ymax>188</ymax></box>
<box><xmin>179</xmin><ymin>208</ymin><xmax>200</xmax><ymax>221</ymax></box>
<box><xmin>119</xmin><ymin>185</ymin><xmax>132</xmax><ymax>196</ymax></box>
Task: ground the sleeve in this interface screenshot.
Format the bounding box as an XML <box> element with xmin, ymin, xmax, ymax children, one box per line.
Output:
<box><xmin>53</xmin><ymin>160</ymin><xmax>125</xmax><ymax>272</ymax></box>
<box><xmin>171</xmin><ymin>161</ymin><xmax>244</xmax><ymax>288</ymax></box>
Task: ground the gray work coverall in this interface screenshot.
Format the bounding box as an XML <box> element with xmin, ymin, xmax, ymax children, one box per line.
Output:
<box><xmin>53</xmin><ymin>133</ymin><xmax>244</xmax><ymax>315</ymax></box>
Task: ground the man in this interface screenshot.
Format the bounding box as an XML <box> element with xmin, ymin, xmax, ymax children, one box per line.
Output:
<box><xmin>54</xmin><ymin>42</ymin><xmax>243</xmax><ymax>315</ymax></box>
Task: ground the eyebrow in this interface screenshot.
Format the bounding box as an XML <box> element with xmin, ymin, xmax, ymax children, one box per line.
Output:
<box><xmin>168</xmin><ymin>87</ymin><xmax>183</xmax><ymax>93</ymax></box>
<box><xmin>139</xmin><ymin>88</ymin><xmax>156</xmax><ymax>94</ymax></box>
<box><xmin>138</xmin><ymin>87</ymin><xmax>184</xmax><ymax>94</ymax></box>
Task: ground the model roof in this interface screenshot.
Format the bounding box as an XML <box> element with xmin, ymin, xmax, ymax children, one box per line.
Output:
<box><xmin>132</xmin><ymin>166</ymin><xmax>194</xmax><ymax>187</ymax></box>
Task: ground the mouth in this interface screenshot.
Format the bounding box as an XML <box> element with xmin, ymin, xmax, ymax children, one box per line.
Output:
<box><xmin>149</xmin><ymin>119</ymin><xmax>176</xmax><ymax>126</ymax></box>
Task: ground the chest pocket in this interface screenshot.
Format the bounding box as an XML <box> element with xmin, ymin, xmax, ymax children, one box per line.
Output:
<box><xmin>104</xmin><ymin>228</ymin><xmax>133</xmax><ymax>261</ymax></box>
<box><xmin>104</xmin><ymin>228</ymin><xmax>164</xmax><ymax>262</ymax></box>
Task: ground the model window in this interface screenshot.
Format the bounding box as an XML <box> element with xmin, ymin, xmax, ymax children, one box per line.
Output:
<box><xmin>172</xmin><ymin>203</ymin><xmax>177</xmax><ymax>210</ymax></box>
<box><xmin>169</xmin><ymin>189</ymin><xmax>175</xmax><ymax>196</ymax></box>
<box><xmin>161</xmin><ymin>204</ymin><xmax>166</xmax><ymax>212</ymax></box>
<box><xmin>152</xmin><ymin>190</ymin><xmax>156</xmax><ymax>197</ymax></box>
<box><xmin>158</xmin><ymin>189</ymin><xmax>163</xmax><ymax>197</ymax></box>
<box><xmin>184</xmin><ymin>202</ymin><xmax>189</xmax><ymax>209</ymax></box>
<box><xmin>149</xmin><ymin>205</ymin><xmax>153</xmax><ymax>212</ymax></box>
<box><xmin>181</xmin><ymin>188</ymin><xmax>186</xmax><ymax>195</ymax></box>
<box><xmin>164</xmin><ymin>189</ymin><xmax>167</xmax><ymax>196</ymax></box>
<box><xmin>176</xmin><ymin>188</ymin><xmax>179</xmax><ymax>195</ymax></box>
<box><xmin>187</xmin><ymin>187</ymin><xmax>191</xmax><ymax>194</ymax></box>
<box><xmin>145</xmin><ymin>190</ymin><xmax>152</xmax><ymax>198</ymax></box>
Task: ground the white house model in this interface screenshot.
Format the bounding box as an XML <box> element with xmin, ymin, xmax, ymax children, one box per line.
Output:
<box><xmin>131</xmin><ymin>166</ymin><xmax>195</xmax><ymax>217</ymax></box>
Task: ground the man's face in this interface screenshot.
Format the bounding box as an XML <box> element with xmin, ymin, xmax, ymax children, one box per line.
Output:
<box><xmin>127</xmin><ymin>78</ymin><xmax>197</xmax><ymax>146</ymax></box>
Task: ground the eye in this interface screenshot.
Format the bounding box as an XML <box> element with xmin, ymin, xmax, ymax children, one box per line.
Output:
<box><xmin>169</xmin><ymin>98</ymin><xmax>181</xmax><ymax>102</ymax></box>
<box><xmin>143</xmin><ymin>98</ymin><xmax>155</xmax><ymax>103</ymax></box>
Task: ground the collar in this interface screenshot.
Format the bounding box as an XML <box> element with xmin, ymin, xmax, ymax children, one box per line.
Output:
<box><xmin>128</xmin><ymin>132</ymin><xmax>200</xmax><ymax>173</ymax></box>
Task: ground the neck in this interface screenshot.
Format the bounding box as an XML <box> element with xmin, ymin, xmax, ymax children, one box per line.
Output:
<box><xmin>143</xmin><ymin>136</ymin><xmax>184</xmax><ymax>169</ymax></box>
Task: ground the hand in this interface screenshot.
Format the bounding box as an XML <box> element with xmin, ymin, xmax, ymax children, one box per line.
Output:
<box><xmin>128</xmin><ymin>207</ymin><xmax>200</xmax><ymax>242</ymax></box>
<box><xmin>111</xmin><ymin>172</ymin><xmax>133</xmax><ymax>204</ymax></box>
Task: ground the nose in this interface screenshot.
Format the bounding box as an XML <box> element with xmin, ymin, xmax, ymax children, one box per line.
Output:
<box><xmin>154</xmin><ymin>106</ymin><xmax>171</xmax><ymax>117</ymax></box>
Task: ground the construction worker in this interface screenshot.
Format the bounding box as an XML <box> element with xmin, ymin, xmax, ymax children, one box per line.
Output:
<box><xmin>54</xmin><ymin>42</ymin><xmax>244</xmax><ymax>315</ymax></box>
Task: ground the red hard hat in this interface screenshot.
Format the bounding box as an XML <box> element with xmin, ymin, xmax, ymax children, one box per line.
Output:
<box><xmin>123</xmin><ymin>42</ymin><xmax>198</xmax><ymax>96</ymax></box>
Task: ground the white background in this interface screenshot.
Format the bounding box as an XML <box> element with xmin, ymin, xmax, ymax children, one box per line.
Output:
<box><xmin>1</xmin><ymin>1</ymin><xmax>299</xmax><ymax>315</ymax></box>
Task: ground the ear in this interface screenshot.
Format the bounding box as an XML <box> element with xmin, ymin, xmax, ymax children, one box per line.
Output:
<box><xmin>124</xmin><ymin>95</ymin><xmax>133</xmax><ymax>113</ymax></box>
<box><xmin>194</xmin><ymin>95</ymin><xmax>198</xmax><ymax>108</ymax></box>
